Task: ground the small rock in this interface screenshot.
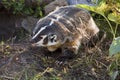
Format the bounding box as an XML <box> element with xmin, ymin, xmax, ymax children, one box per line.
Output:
<box><xmin>0</xmin><ymin>11</ymin><xmax>38</xmax><ymax>41</ymax></box>
<box><xmin>21</xmin><ymin>16</ymin><xmax>39</xmax><ymax>34</ymax></box>
<box><xmin>67</xmin><ymin>0</ymin><xmax>98</xmax><ymax>6</ymax></box>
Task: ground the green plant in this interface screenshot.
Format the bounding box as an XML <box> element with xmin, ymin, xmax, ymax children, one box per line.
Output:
<box><xmin>109</xmin><ymin>37</ymin><xmax>120</xmax><ymax>80</ymax></box>
<box><xmin>76</xmin><ymin>0</ymin><xmax>120</xmax><ymax>80</ymax></box>
<box><xmin>2</xmin><ymin>0</ymin><xmax>25</xmax><ymax>14</ymax></box>
<box><xmin>32</xmin><ymin>67</ymin><xmax>61</xmax><ymax>80</ymax></box>
<box><xmin>2</xmin><ymin>0</ymin><xmax>43</xmax><ymax>17</ymax></box>
<box><xmin>76</xmin><ymin>0</ymin><xmax>120</xmax><ymax>38</ymax></box>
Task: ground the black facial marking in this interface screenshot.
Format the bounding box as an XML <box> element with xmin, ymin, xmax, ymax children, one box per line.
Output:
<box><xmin>50</xmin><ymin>37</ymin><xmax>54</xmax><ymax>42</ymax></box>
<box><xmin>49</xmin><ymin>34</ymin><xmax>56</xmax><ymax>42</ymax></box>
<box><xmin>32</xmin><ymin>36</ymin><xmax>43</xmax><ymax>43</ymax></box>
<box><xmin>43</xmin><ymin>36</ymin><xmax>48</xmax><ymax>45</ymax></box>
<box><xmin>34</xmin><ymin>19</ymin><xmax>51</xmax><ymax>35</ymax></box>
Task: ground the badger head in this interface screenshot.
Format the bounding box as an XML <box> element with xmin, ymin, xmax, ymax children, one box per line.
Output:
<box><xmin>31</xmin><ymin>30</ymin><xmax>58</xmax><ymax>47</ymax></box>
<box><xmin>30</xmin><ymin>19</ymin><xmax>66</xmax><ymax>48</ymax></box>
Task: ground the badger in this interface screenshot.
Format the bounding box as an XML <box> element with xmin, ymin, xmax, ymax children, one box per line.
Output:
<box><xmin>30</xmin><ymin>6</ymin><xmax>100</xmax><ymax>62</ymax></box>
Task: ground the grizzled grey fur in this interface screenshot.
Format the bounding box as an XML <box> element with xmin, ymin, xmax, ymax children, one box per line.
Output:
<box><xmin>31</xmin><ymin>6</ymin><xmax>99</xmax><ymax>62</ymax></box>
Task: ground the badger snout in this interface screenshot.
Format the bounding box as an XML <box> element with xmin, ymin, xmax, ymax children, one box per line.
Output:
<box><xmin>29</xmin><ymin>39</ymin><xmax>37</xmax><ymax>47</ymax></box>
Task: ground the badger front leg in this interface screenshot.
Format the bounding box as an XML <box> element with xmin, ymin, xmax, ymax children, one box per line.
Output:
<box><xmin>57</xmin><ymin>39</ymin><xmax>80</xmax><ymax>62</ymax></box>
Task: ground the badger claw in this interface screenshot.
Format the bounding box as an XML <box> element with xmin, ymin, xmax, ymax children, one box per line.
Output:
<box><xmin>55</xmin><ymin>61</ymin><xmax>64</xmax><ymax>65</ymax></box>
<box><xmin>55</xmin><ymin>56</ymin><xmax>69</xmax><ymax>65</ymax></box>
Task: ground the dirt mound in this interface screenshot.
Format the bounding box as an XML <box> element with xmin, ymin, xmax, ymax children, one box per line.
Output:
<box><xmin>0</xmin><ymin>38</ymin><xmax>111</xmax><ymax>80</ymax></box>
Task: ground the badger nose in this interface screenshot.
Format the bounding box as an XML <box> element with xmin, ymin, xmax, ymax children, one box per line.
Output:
<box><xmin>29</xmin><ymin>39</ymin><xmax>36</xmax><ymax>47</ymax></box>
<box><xmin>31</xmin><ymin>43</ymin><xmax>36</xmax><ymax>47</ymax></box>
<box><xmin>30</xmin><ymin>39</ymin><xmax>35</xmax><ymax>43</ymax></box>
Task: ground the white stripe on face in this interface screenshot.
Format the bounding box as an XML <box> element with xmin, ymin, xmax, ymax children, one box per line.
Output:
<box><xmin>32</xmin><ymin>18</ymin><xmax>56</xmax><ymax>40</ymax></box>
<box><xmin>35</xmin><ymin>35</ymin><xmax>47</xmax><ymax>46</ymax></box>
<box><xmin>32</xmin><ymin>10</ymin><xmax>72</xmax><ymax>42</ymax></box>
<box><xmin>32</xmin><ymin>26</ymin><xmax>48</xmax><ymax>40</ymax></box>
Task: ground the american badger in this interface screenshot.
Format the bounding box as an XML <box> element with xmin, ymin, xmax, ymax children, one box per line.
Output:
<box><xmin>31</xmin><ymin>6</ymin><xmax>99</xmax><ymax>61</ymax></box>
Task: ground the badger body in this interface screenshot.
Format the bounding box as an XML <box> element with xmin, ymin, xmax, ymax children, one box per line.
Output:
<box><xmin>31</xmin><ymin>6</ymin><xmax>99</xmax><ymax>61</ymax></box>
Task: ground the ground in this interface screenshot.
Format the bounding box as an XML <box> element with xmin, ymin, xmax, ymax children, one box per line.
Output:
<box><xmin>0</xmin><ymin>33</ymin><xmax>112</xmax><ymax>80</ymax></box>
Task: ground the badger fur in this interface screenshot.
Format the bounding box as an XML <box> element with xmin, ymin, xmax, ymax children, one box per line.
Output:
<box><xmin>31</xmin><ymin>6</ymin><xmax>100</xmax><ymax>61</ymax></box>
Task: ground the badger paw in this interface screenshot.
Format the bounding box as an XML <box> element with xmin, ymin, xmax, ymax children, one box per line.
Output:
<box><xmin>55</xmin><ymin>50</ymin><xmax>76</xmax><ymax>65</ymax></box>
<box><xmin>55</xmin><ymin>56</ymin><xmax>69</xmax><ymax>65</ymax></box>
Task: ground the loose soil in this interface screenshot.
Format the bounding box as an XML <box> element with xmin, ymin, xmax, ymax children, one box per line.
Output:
<box><xmin>0</xmin><ymin>37</ymin><xmax>112</xmax><ymax>80</ymax></box>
